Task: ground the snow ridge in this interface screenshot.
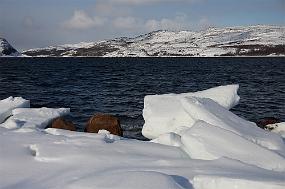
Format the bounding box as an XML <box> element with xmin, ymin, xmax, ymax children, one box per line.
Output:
<box><xmin>23</xmin><ymin>25</ymin><xmax>285</xmax><ymax>57</ymax></box>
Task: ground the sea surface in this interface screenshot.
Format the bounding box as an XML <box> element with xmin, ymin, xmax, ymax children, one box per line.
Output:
<box><xmin>0</xmin><ymin>57</ymin><xmax>284</xmax><ymax>140</ymax></box>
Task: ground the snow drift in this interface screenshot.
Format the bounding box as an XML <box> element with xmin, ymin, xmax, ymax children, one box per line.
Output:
<box><xmin>0</xmin><ymin>107</ymin><xmax>70</xmax><ymax>131</ymax></box>
<box><xmin>142</xmin><ymin>84</ymin><xmax>240</xmax><ymax>139</ymax></box>
<box><xmin>179</xmin><ymin>96</ymin><xmax>285</xmax><ymax>152</ymax></box>
<box><xmin>267</xmin><ymin>122</ymin><xmax>285</xmax><ymax>138</ymax></box>
<box><xmin>0</xmin><ymin>97</ymin><xmax>30</xmax><ymax>123</ymax></box>
<box><xmin>1</xmin><ymin>85</ymin><xmax>285</xmax><ymax>189</ymax></box>
<box><xmin>180</xmin><ymin>121</ymin><xmax>285</xmax><ymax>171</ymax></box>
<box><xmin>143</xmin><ymin>85</ymin><xmax>285</xmax><ymax>172</ymax></box>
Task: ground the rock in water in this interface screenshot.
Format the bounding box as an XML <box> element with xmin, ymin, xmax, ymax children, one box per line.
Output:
<box><xmin>85</xmin><ymin>114</ymin><xmax>123</xmax><ymax>136</ymax></box>
<box><xmin>0</xmin><ymin>38</ymin><xmax>20</xmax><ymax>56</ymax></box>
<box><xmin>256</xmin><ymin>117</ymin><xmax>281</xmax><ymax>130</ymax></box>
<box><xmin>51</xmin><ymin>118</ymin><xmax>76</xmax><ymax>131</ymax></box>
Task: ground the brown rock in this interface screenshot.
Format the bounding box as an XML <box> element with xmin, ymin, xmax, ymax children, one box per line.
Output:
<box><xmin>85</xmin><ymin>114</ymin><xmax>123</xmax><ymax>136</ymax></box>
<box><xmin>256</xmin><ymin>117</ymin><xmax>281</xmax><ymax>130</ymax></box>
<box><xmin>51</xmin><ymin>118</ymin><xmax>76</xmax><ymax>131</ymax></box>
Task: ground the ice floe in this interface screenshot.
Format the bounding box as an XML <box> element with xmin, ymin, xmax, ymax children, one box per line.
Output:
<box><xmin>0</xmin><ymin>97</ymin><xmax>30</xmax><ymax>123</ymax></box>
<box><xmin>179</xmin><ymin>97</ymin><xmax>285</xmax><ymax>152</ymax></box>
<box><xmin>142</xmin><ymin>85</ymin><xmax>240</xmax><ymax>139</ymax></box>
<box><xmin>0</xmin><ymin>107</ymin><xmax>70</xmax><ymax>131</ymax></box>
<box><xmin>180</xmin><ymin>121</ymin><xmax>285</xmax><ymax>171</ymax></box>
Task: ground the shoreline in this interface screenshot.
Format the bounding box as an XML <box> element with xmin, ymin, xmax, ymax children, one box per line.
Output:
<box><xmin>1</xmin><ymin>56</ymin><xmax>285</xmax><ymax>58</ymax></box>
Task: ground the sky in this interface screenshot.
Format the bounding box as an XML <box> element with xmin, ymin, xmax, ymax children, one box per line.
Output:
<box><xmin>0</xmin><ymin>0</ymin><xmax>284</xmax><ymax>50</ymax></box>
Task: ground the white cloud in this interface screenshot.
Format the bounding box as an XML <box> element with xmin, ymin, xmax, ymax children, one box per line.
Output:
<box><xmin>63</xmin><ymin>10</ymin><xmax>105</xmax><ymax>30</ymax></box>
<box><xmin>23</xmin><ymin>17</ymin><xmax>34</xmax><ymax>28</ymax></box>
<box><xmin>110</xmin><ymin>13</ymin><xmax>198</xmax><ymax>33</ymax></box>
<box><xmin>112</xmin><ymin>16</ymin><xmax>142</xmax><ymax>30</ymax></box>
<box><xmin>63</xmin><ymin>8</ymin><xmax>198</xmax><ymax>34</ymax></box>
<box><xmin>93</xmin><ymin>0</ymin><xmax>196</xmax><ymax>18</ymax></box>
<box><xmin>198</xmin><ymin>17</ymin><xmax>213</xmax><ymax>29</ymax></box>
<box><xmin>22</xmin><ymin>16</ymin><xmax>42</xmax><ymax>30</ymax></box>
<box><xmin>111</xmin><ymin>14</ymin><xmax>192</xmax><ymax>32</ymax></box>
<box><xmin>145</xmin><ymin>14</ymin><xmax>192</xmax><ymax>31</ymax></box>
<box><xmin>145</xmin><ymin>19</ymin><xmax>159</xmax><ymax>31</ymax></box>
<box><xmin>90</xmin><ymin>0</ymin><xmax>199</xmax><ymax>32</ymax></box>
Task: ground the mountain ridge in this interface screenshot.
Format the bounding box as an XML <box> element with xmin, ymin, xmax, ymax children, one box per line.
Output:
<box><xmin>0</xmin><ymin>38</ymin><xmax>21</xmax><ymax>57</ymax></box>
<box><xmin>4</xmin><ymin>25</ymin><xmax>285</xmax><ymax>57</ymax></box>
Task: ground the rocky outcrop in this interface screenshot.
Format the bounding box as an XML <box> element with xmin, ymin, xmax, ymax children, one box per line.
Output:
<box><xmin>50</xmin><ymin>117</ymin><xmax>76</xmax><ymax>131</ymax></box>
<box><xmin>0</xmin><ymin>38</ymin><xmax>20</xmax><ymax>56</ymax></box>
<box><xmin>85</xmin><ymin>114</ymin><xmax>123</xmax><ymax>136</ymax></box>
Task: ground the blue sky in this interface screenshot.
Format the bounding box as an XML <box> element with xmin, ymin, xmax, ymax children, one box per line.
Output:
<box><xmin>0</xmin><ymin>0</ymin><xmax>284</xmax><ymax>50</ymax></box>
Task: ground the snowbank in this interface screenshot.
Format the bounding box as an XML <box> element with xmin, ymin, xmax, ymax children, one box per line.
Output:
<box><xmin>142</xmin><ymin>85</ymin><xmax>240</xmax><ymax>139</ymax></box>
<box><xmin>65</xmin><ymin>171</ymin><xmax>186</xmax><ymax>189</ymax></box>
<box><xmin>0</xmin><ymin>107</ymin><xmax>70</xmax><ymax>130</ymax></box>
<box><xmin>1</xmin><ymin>85</ymin><xmax>285</xmax><ymax>189</ymax></box>
<box><xmin>142</xmin><ymin>84</ymin><xmax>285</xmax><ymax>172</ymax></box>
<box><xmin>180</xmin><ymin>121</ymin><xmax>285</xmax><ymax>171</ymax></box>
<box><xmin>0</xmin><ymin>97</ymin><xmax>30</xmax><ymax>123</ymax></box>
<box><xmin>151</xmin><ymin>132</ymin><xmax>182</xmax><ymax>147</ymax></box>
<box><xmin>1</xmin><ymin>127</ymin><xmax>285</xmax><ymax>189</ymax></box>
<box><xmin>267</xmin><ymin>122</ymin><xmax>285</xmax><ymax>138</ymax></box>
<box><xmin>193</xmin><ymin>175</ymin><xmax>285</xmax><ymax>189</ymax></box>
<box><xmin>180</xmin><ymin>97</ymin><xmax>285</xmax><ymax>152</ymax></box>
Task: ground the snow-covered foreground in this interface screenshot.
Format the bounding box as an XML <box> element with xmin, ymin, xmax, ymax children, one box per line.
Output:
<box><xmin>1</xmin><ymin>85</ymin><xmax>285</xmax><ymax>189</ymax></box>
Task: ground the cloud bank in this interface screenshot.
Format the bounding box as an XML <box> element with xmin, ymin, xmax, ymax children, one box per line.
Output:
<box><xmin>62</xmin><ymin>0</ymin><xmax>199</xmax><ymax>32</ymax></box>
<box><xmin>63</xmin><ymin>10</ymin><xmax>105</xmax><ymax>30</ymax></box>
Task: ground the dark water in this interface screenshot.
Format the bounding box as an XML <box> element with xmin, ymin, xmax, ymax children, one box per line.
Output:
<box><xmin>0</xmin><ymin>57</ymin><xmax>284</xmax><ymax>140</ymax></box>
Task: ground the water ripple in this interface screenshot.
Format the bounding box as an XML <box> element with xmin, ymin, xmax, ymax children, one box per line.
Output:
<box><xmin>0</xmin><ymin>57</ymin><xmax>284</xmax><ymax>140</ymax></box>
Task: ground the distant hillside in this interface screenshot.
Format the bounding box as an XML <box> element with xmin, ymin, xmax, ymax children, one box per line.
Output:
<box><xmin>0</xmin><ymin>38</ymin><xmax>21</xmax><ymax>57</ymax></box>
<box><xmin>20</xmin><ymin>25</ymin><xmax>285</xmax><ymax>57</ymax></box>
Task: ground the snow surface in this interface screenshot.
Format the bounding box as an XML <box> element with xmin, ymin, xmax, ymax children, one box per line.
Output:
<box><xmin>268</xmin><ymin>122</ymin><xmax>285</xmax><ymax>138</ymax></box>
<box><xmin>0</xmin><ymin>107</ymin><xmax>70</xmax><ymax>131</ymax></box>
<box><xmin>1</xmin><ymin>85</ymin><xmax>285</xmax><ymax>189</ymax></box>
<box><xmin>151</xmin><ymin>132</ymin><xmax>182</xmax><ymax>147</ymax></box>
<box><xmin>180</xmin><ymin>121</ymin><xmax>285</xmax><ymax>171</ymax></box>
<box><xmin>192</xmin><ymin>175</ymin><xmax>285</xmax><ymax>189</ymax></box>
<box><xmin>0</xmin><ymin>97</ymin><xmax>30</xmax><ymax>123</ymax></box>
<box><xmin>179</xmin><ymin>97</ymin><xmax>285</xmax><ymax>152</ymax></box>
<box><xmin>1</xmin><ymin>126</ymin><xmax>285</xmax><ymax>189</ymax></box>
<box><xmin>142</xmin><ymin>85</ymin><xmax>240</xmax><ymax>139</ymax></box>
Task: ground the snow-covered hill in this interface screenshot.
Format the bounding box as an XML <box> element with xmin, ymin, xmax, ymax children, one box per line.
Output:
<box><xmin>0</xmin><ymin>38</ymin><xmax>21</xmax><ymax>57</ymax></box>
<box><xmin>23</xmin><ymin>25</ymin><xmax>285</xmax><ymax>57</ymax></box>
